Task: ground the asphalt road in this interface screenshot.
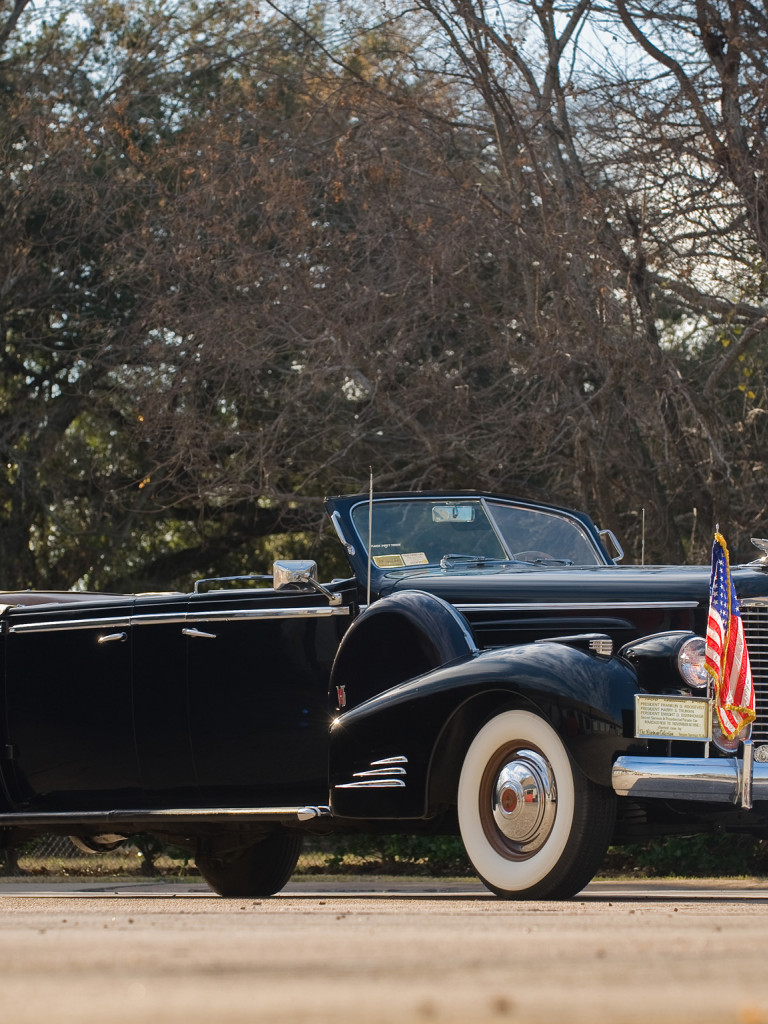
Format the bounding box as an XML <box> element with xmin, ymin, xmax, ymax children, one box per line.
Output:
<box><xmin>0</xmin><ymin>878</ymin><xmax>766</xmax><ymax>1024</ymax></box>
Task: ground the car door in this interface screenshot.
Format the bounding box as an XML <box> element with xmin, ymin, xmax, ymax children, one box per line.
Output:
<box><xmin>3</xmin><ymin>597</ymin><xmax>139</xmax><ymax>811</ymax></box>
<box><xmin>185</xmin><ymin>585</ymin><xmax>354</xmax><ymax>807</ymax></box>
<box><xmin>130</xmin><ymin>594</ymin><xmax>197</xmax><ymax>807</ymax></box>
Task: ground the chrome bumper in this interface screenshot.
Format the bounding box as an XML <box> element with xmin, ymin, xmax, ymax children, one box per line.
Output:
<box><xmin>612</xmin><ymin>749</ymin><xmax>765</xmax><ymax>809</ymax></box>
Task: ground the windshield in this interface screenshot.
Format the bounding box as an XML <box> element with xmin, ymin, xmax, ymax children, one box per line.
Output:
<box><xmin>486</xmin><ymin>502</ymin><xmax>602</xmax><ymax>565</ymax></box>
<box><xmin>350</xmin><ymin>499</ymin><xmax>602</xmax><ymax>569</ymax></box>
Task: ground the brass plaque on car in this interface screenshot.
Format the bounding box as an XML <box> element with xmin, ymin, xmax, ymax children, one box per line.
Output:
<box><xmin>635</xmin><ymin>695</ymin><xmax>712</xmax><ymax>741</ymax></box>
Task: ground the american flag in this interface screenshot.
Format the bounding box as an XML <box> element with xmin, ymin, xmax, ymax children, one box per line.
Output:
<box><xmin>705</xmin><ymin>532</ymin><xmax>756</xmax><ymax>739</ymax></box>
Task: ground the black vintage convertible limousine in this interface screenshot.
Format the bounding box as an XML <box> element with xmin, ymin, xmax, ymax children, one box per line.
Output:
<box><xmin>2</xmin><ymin>490</ymin><xmax>768</xmax><ymax>899</ymax></box>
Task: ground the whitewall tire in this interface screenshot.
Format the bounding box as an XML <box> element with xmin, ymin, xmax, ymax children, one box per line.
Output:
<box><xmin>457</xmin><ymin>709</ymin><xmax>615</xmax><ymax>899</ymax></box>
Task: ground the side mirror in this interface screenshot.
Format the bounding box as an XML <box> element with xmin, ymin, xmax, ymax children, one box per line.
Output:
<box><xmin>273</xmin><ymin>560</ymin><xmax>319</xmax><ymax>589</ymax></box>
<box><xmin>272</xmin><ymin>560</ymin><xmax>342</xmax><ymax>606</ymax></box>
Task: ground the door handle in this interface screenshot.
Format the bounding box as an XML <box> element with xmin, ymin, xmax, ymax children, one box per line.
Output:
<box><xmin>182</xmin><ymin>628</ymin><xmax>217</xmax><ymax>639</ymax></box>
<box><xmin>97</xmin><ymin>632</ymin><xmax>127</xmax><ymax>644</ymax></box>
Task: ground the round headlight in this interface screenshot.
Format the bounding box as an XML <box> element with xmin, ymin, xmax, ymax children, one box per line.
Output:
<box><xmin>677</xmin><ymin>636</ymin><xmax>709</xmax><ymax>690</ymax></box>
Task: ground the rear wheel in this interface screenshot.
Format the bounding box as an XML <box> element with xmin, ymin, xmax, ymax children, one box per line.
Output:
<box><xmin>457</xmin><ymin>710</ymin><xmax>615</xmax><ymax>899</ymax></box>
<box><xmin>196</xmin><ymin>833</ymin><xmax>303</xmax><ymax>897</ymax></box>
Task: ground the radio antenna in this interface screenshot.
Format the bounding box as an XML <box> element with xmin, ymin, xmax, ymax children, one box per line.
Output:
<box><xmin>641</xmin><ymin>508</ymin><xmax>646</xmax><ymax>566</ymax></box>
<box><xmin>367</xmin><ymin>467</ymin><xmax>373</xmax><ymax>607</ymax></box>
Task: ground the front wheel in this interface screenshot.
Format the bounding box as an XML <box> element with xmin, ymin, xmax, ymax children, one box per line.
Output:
<box><xmin>457</xmin><ymin>710</ymin><xmax>615</xmax><ymax>899</ymax></box>
<box><xmin>197</xmin><ymin>833</ymin><xmax>303</xmax><ymax>897</ymax></box>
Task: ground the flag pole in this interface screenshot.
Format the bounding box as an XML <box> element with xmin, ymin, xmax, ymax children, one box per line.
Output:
<box><xmin>707</xmin><ymin>527</ymin><xmax>756</xmax><ymax>809</ymax></box>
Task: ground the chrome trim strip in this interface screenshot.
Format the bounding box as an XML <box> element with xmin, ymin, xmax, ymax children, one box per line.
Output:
<box><xmin>457</xmin><ymin>601</ymin><xmax>699</xmax><ymax>613</ymax></box>
<box><xmin>8</xmin><ymin>606</ymin><xmax>350</xmax><ymax>634</ymax></box>
<box><xmin>352</xmin><ymin>767</ymin><xmax>406</xmax><ymax>778</ymax></box>
<box><xmin>371</xmin><ymin>756</ymin><xmax>409</xmax><ymax>765</ymax></box>
<box><xmin>742</xmin><ymin>740</ymin><xmax>754</xmax><ymax>809</ymax></box>
<box><xmin>184</xmin><ymin>607</ymin><xmax>350</xmax><ymax>624</ymax></box>
<box><xmin>334</xmin><ymin>779</ymin><xmax>406</xmax><ymax>789</ymax></box>
<box><xmin>331</xmin><ymin>511</ymin><xmax>356</xmax><ymax>557</ymax></box>
<box><xmin>8</xmin><ymin>615</ymin><xmax>132</xmax><ymax>634</ymax></box>
<box><xmin>130</xmin><ymin>613</ymin><xmax>189</xmax><ymax>626</ymax></box>
<box><xmin>612</xmin><ymin>755</ymin><xmax>768</xmax><ymax>804</ymax></box>
<box><xmin>0</xmin><ymin>805</ymin><xmax>332</xmax><ymax>826</ymax></box>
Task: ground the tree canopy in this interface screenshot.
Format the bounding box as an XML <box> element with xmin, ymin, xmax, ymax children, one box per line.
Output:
<box><xmin>1</xmin><ymin>0</ymin><xmax>766</xmax><ymax>590</ymax></box>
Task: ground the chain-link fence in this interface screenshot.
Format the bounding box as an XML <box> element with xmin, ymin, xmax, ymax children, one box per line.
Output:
<box><xmin>6</xmin><ymin>831</ymin><xmax>768</xmax><ymax>880</ymax></box>
<box><xmin>0</xmin><ymin>832</ymin><xmax>474</xmax><ymax>879</ymax></box>
<box><xmin>7</xmin><ymin>832</ymin><xmax>768</xmax><ymax>880</ymax></box>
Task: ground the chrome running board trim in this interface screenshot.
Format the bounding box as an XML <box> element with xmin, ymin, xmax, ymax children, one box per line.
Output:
<box><xmin>0</xmin><ymin>805</ymin><xmax>332</xmax><ymax>826</ymax></box>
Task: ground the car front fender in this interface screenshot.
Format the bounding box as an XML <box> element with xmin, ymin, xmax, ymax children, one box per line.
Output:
<box><xmin>329</xmin><ymin>640</ymin><xmax>643</xmax><ymax>820</ymax></box>
<box><xmin>329</xmin><ymin>589</ymin><xmax>478</xmax><ymax>713</ymax></box>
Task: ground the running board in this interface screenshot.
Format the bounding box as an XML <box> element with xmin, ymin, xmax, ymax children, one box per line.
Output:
<box><xmin>0</xmin><ymin>805</ymin><xmax>332</xmax><ymax>827</ymax></box>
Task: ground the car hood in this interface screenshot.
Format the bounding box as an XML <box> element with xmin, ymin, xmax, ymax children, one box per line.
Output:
<box><xmin>381</xmin><ymin>562</ymin><xmax>768</xmax><ymax>606</ymax></box>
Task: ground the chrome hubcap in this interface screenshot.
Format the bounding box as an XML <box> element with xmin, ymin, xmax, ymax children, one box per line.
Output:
<box><xmin>490</xmin><ymin>748</ymin><xmax>557</xmax><ymax>857</ymax></box>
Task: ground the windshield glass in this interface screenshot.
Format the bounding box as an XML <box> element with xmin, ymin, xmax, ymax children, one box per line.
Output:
<box><xmin>350</xmin><ymin>499</ymin><xmax>601</xmax><ymax>568</ymax></box>
<box><xmin>487</xmin><ymin>502</ymin><xmax>601</xmax><ymax>565</ymax></box>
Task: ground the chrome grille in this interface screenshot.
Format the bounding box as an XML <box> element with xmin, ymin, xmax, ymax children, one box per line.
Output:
<box><xmin>741</xmin><ymin>601</ymin><xmax>768</xmax><ymax>743</ymax></box>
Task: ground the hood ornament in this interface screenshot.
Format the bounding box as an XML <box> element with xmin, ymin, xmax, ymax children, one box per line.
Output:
<box><xmin>749</xmin><ymin>538</ymin><xmax>768</xmax><ymax>567</ymax></box>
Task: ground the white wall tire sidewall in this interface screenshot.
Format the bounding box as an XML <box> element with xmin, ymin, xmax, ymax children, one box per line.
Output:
<box><xmin>457</xmin><ymin>710</ymin><xmax>575</xmax><ymax>894</ymax></box>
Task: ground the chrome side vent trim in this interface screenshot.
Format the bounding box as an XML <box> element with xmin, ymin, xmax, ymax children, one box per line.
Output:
<box><xmin>335</xmin><ymin>756</ymin><xmax>408</xmax><ymax>790</ymax></box>
<box><xmin>589</xmin><ymin>637</ymin><xmax>613</xmax><ymax>656</ymax></box>
<box><xmin>335</xmin><ymin>780</ymin><xmax>406</xmax><ymax>790</ymax></box>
